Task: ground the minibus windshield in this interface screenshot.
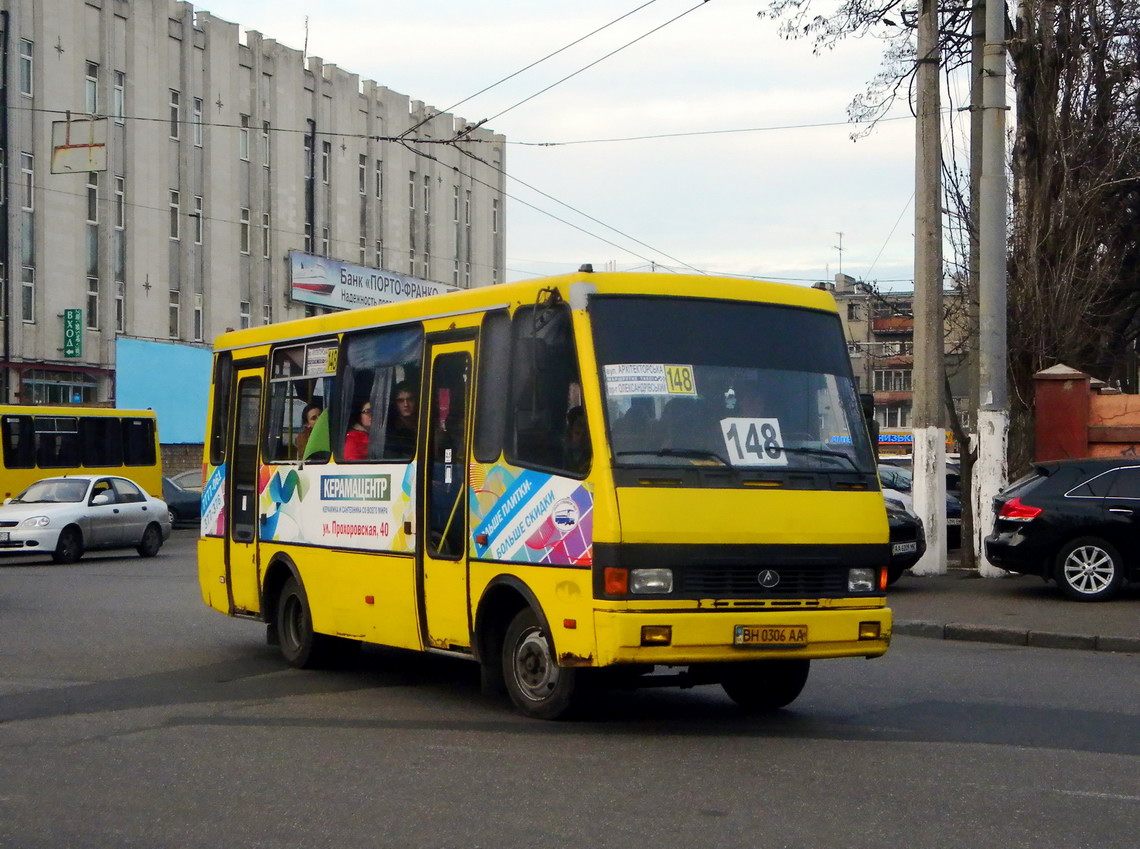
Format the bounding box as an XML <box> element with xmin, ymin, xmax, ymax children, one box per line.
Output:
<box><xmin>590</xmin><ymin>296</ymin><xmax>875</xmax><ymax>474</ymax></box>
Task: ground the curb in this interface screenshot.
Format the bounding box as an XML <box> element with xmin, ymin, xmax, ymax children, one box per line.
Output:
<box><xmin>895</xmin><ymin>620</ymin><xmax>1140</xmax><ymax>654</ymax></box>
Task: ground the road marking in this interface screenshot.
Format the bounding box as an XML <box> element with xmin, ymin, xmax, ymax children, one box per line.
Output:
<box><xmin>1054</xmin><ymin>790</ymin><xmax>1140</xmax><ymax>802</ymax></box>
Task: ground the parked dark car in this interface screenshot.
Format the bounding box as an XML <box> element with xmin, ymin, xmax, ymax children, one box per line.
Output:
<box><xmin>985</xmin><ymin>458</ymin><xmax>1140</xmax><ymax>601</ymax></box>
<box><xmin>886</xmin><ymin>495</ymin><xmax>926</xmax><ymax>585</ymax></box>
<box><xmin>162</xmin><ymin>476</ymin><xmax>201</xmax><ymax>527</ymax></box>
<box><xmin>878</xmin><ymin>463</ymin><xmax>961</xmax><ymax>548</ymax></box>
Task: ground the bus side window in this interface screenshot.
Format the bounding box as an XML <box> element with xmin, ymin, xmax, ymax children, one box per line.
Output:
<box><xmin>35</xmin><ymin>417</ymin><xmax>80</xmax><ymax>468</ymax></box>
<box><xmin>209</xmin><ymin>352</ymin><xmax>234</xmax><ymax>467</ymax></box>
<box><xmin>473</xmin><ymin>310</ymin><xmax>511</xmax><ymax>463</ymax></box>
<box><xmin>80</xmin><ymin>417</ymin><xmax>124</xmax><ymax>467</ymax></box>
<box><xmin>507</xmin><ymin>302</ymin><xmax>586</xmax><ymax>475</ymax></box>
<box><xmin>338</xmin><ymin>325</ymin><xmax>423</xmax><ymax>463</ymax></box>
<box><xmin>122</xmin><ymin>418</ymin><xmax>156</xmax><ymax>466</ymax></box>
<box><xmin>1</xmin><ymin>415</ymin><xmax>35</xmax><ymax>469</ymax></box>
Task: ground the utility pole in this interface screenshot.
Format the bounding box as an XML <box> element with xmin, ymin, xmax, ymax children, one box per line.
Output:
<box><xmin>974</xmin><ymin>0</ymin><xmax>1008</xmax><ymax>577</ymax></box>
<box><xmin>911</xmin><ymin>0</ymin><xmax>947</xmax><ymax>575</ymax></box>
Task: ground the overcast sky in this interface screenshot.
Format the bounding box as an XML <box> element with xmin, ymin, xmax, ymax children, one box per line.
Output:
<box><xmin>197</xmin><ymin>0</ymin><xmax>919</xmax><ymax>287</ymax></box>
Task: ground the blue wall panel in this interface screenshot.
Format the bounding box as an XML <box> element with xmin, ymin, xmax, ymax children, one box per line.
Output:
<box><xmin>116</xmin><ymin>339</ymin><xmax>212</xmax><ymax>444</ymax></box>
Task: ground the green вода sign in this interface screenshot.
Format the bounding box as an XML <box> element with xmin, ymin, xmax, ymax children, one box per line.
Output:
<box><xmin>63</xmin><ymin>308</ymin><xmax>82</xmax><ymax>358</ymax></box>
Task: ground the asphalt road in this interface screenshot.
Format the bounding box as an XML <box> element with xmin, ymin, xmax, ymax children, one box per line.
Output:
<box><xmin>2</xmin><ymin>530</ymin><xmax>1138</xmax><ymax>849</ymax></box>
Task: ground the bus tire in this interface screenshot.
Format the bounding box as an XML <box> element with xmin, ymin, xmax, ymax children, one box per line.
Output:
<box><xmin>137</xmin><ymin>523</ymin><xmax>163</xmax><ymax>558</ymax></box>
<box><xmin>52</xmin><ymin>527</ymin><xmax>84</xmax><ymax>564</ymax></box>
<box><xmin>276</xmin><ymin>576</ymin><xmax>340</xmax><ymax>668</ymax></box>
<box><xmin>502</xmin><ymin>607</ymin><xmax>578</xmax><ymax>720</ymax></box>
<box><xmin>719</xmin><ymin>659</ymin><xmax>810</xmax><ymax>712</ymax></box>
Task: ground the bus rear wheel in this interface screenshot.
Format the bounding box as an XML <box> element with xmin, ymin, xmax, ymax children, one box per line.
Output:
<box><xmin>502</xmin><ymin>607</ymin><xmax>578</xmax><ymax>720</ymax></box>
<box><xmin>719</xmin><ymin>659</ymin><xmax>810</xmax><ymax>712</ymax></box>
<box><xmin>275</xmin><ymin>576</ymin><xmax>356</xmax><ymax>668</ymax></box>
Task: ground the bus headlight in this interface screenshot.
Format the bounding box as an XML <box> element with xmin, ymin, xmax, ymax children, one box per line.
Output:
<box><xmin>848</xmin><ymin>568</ymin><xmax>875</xmax><ymax>592</ymax></box>
<box><xmin>20</xmin><ymin>516</ymin><xmax>50</xmax><ymax>528</ymax></box>
<box><xmin>630</xmin><ymin>568</ymin><xmax>673</xmax><ymax>594</ymax></box>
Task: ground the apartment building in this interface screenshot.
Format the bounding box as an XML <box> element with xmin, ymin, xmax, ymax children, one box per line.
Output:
<box><xmin>0</xmin><ymin>0</ymin><xmax>507</xmax><ymax>405</ymax></box>
<box><xmin>822</xmin><ymin>274</ymin><xmax>971</xmax><ymax>432</ymax></box>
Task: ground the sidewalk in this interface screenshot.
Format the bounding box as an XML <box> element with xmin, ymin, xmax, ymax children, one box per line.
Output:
<box><xmin>888</xmin><ymin>566</ymin><xmax>1140</xmax><ymax>653</ymax></box>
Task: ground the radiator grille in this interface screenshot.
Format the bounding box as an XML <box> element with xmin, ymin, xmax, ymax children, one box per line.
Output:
<box><xmin>682</xmin><ymin>565</ymin><xmax>848</xmax><ymax>597</ymax></box>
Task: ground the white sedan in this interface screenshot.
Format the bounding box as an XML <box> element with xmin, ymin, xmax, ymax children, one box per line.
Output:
<box><xmin>0</xmin><ymin>475</ymin><xmax>172</xmax><ymax>564</ymax></box>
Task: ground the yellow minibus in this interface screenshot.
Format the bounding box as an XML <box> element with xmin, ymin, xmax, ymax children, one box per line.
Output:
<box><xmin>0</xmin><ymin>405</ymin><xmax>162</xmax><ymax>500</ymax></box>
<box><xmin>198</xmin><ymin>271</ymin><xmax>891</xmax><ymax>718</ymax></box>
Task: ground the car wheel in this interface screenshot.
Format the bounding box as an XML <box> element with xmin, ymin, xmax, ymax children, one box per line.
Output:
<box><xmin>501</xmin><ymin>607</ymin><xmax>578</xmax><ymax>720</ymax></box>
<box><xmin>719</xmin><ymin>659</ymin><xmax>810</xmax><ymax>712</ymax></box>
<box><xmin>137</xmin><ymin>523</ymin><xmax>163</xmax><ymax>558</ymax></box>
<box><xmin>1054</xmin><ymin>536</ymin><xmax>1125</xmax><ymax>601</ymax></box>
<box><xmin>51</xmin><ymin>526</ymin><xmax>84</xmax><ymax>564</ymax></box>
<box><xmin>168</xmin><ymin>508</ymin><xmax>178</xmax><ymax>526</ymax></box>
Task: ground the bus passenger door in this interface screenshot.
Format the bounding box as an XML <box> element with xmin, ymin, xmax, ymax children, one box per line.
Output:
<box><xmin>420</xmin><ymin>339</ymin><xmax>475</xmax><ymax>651</ymax></box>
<box><xmin>226</xmin><ymin>373</ymin><xmax>264</xmax><ymax>615</ymax></box>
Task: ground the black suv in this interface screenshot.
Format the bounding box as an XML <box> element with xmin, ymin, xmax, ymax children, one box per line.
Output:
<box><xmin>985</xmin><ymin>458</ymin><xmax>1140</xmax><ymax>601</ymax></box>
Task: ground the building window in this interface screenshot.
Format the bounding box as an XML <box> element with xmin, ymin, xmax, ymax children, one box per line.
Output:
<box><xmin>193</xmin><ymin>196</ymin><xmax>203</xmax><ymax>244</ymax></box>
<box><xmin>86</xmin><ymin>278</ymin><xmax>99</xmax><ymax>329</ymax></box>
<box><xmin>304</xmin><ymin>223</ymin><xmax>312</xmax><ymax>253</ymax></box>
<box><xmin>303</xmin><ymin>136</ymin><xmax>313</xmax><ymax>180</ymax></box>
<box><xmin>240</xmin><ymin>208</ymin><xmax>251</xmax><ymax>254</ymax></box>
<box><xmin>375</xmin><ymin>159</ymin><xmax>382</xmax><ymax>199</ymax></box>
<box><xmin>193</xmin><ymin>293</ymin><xmax>204</xmax><ymax>341</ymax></box>
<box><xmin>86</xmin><ymin>224</ymin><xmax>98</xmax><ymax>276</ymax></box>
<box><xmin>877</xmin><ymin>404</ymin><xmax>911</xmax><ymax>428</ymax></box>
<box><xmin>20</xmin><ymin>153</ymin><xmax>34</xmax><ymax>211</ymax></box>
<box><xmin>115</xmin><ymin>281</ymin><xmax>126</xmax><ymax>333</ymax></box>
<box><xmin>358</xmin><ymin>154</ymin><xmax>366</xmax><ymax>194</ymax></box>
<box><xmin>465</xmin><ymin>190</ymin><xmax>471</xmax><ymax>226</ymax></box>
<box><xmin>422</xmin><ymin>174</ymin><xmax>430</xmax><ymax>215</ymax></box>
<box><xmin>114</xmin><ymin>176</ymin><xmax>125</xmax><ymax>229</ymax></box>
<box><xmin>85</xmin><ymin>62</ymin><xmax>99</xmax><ymax>115</ymax></box>
<box><xmin>847</xmin><ymin>302</ymin><xmax>861</xmax><ymax>321</ymax></box>
<box><xmin>453</xmin><ymin>260</ymin><xmax>459</xmax><ymax>286</ymax></box>
<box><xmin>18</xmin><ymin>40</ymin><xmax>33</xmax><ymax>97</ymax></box>
<box><xmin>169</xmin><ymin>291</ymin><xmax>180</xmax><ymax>338</ymax></box>
<box><xmin>239</xmin><ymin>114</ymin><xmax>250</xmax><ymax>160</ymax></box>
<box><xmin>321</xmin><ymin>227</ymin><xmax>329</xmax><ymax>257</ymax></box>
<box><xmin>21</xmin><ymin>266</ymin><xmax>35</xmax><ymax>323</ymax></box>
<box><xmin>113</xmin><ymin>71</ymin><xmax>125</xmax><ymax>124</ymax></box>
<box><xmin>873</xmin><ymin>369</ymin><xmax>912</xmax><ymax>392</ymax></box>
<box><xmin>239</xmin><ymin>300</ymin><xmax>251</xmax><ymax>330</ymax></box>
<box><xmin>492</xmin><ymin>198</ymin><xmax>499</xmax><ymax>234</ymax></box>
<box><xmin>86</xmin><ymin>172</ymin><xmax>98</xmax><ymax>223</ymax></box>
<box><xmin>263</xmin><ymin>304</ymin><xmax>271</xmax><ymax>325</ymax></box>
<box><xmin>193</xmin><ymin>98</ymin><xmax>203</xmax><ymax>146</ymax></box>
<box><xmin>321</xmin><ymin>141</ymin><xmax>331</xmax><ymax>183</ymax></box>
<box><xmin>261</xmin><ymin>121</ymin><xmax>270</xmax><ymax>166</ymax></box>
<box><xmin>408</xmin><ymin>171</ymin><xmax>416</xmax><ymax>209</ymax></box>
<box><xmin>169</xmin><ymin>90</ymin><xmax>180</xmax><ymax>139</ymax></box>
<box><xmin>169</xmin><ymin>191</ymin><xmax>180</xmax><ymax>239</ymax></box>
<box><xmin>376</xmin><ymin>240</ymin><xmax>383</xmax><ymax>267</ymax></box>
<box><xmin>262</xmin><ymin>213</ymin><xmax>270</xmax><ymax>259</ymax></box>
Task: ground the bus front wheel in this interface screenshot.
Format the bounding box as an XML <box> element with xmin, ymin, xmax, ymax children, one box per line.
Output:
<box><xmin>502</xmin><ymin>607</ymin><xmax>578</xmax><ymax>720</ymax></box>
<box><xmin>719</xmin><ymin>659</ymin><xmax>810</xmax><ymax>712</ymax></box>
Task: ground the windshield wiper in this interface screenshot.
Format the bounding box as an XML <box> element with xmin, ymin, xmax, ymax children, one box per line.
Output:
<box><xmin>778</xmin><ymin>446</ymin><xmax>861</xmax><ymax>470</ymax></box>
<box><xmin>615</xmin><ymin>448</ymin><xmax>729</xmax><ymax>466</ymax></box>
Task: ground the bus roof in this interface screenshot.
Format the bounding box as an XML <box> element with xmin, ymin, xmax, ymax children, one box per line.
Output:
<box><xmin>0</xmin><ymin>405</ymin><xmax>157</xmax><ymax>418</ymax></box>
<box><xmin>212</xmin><ymin>271</ymin><xmax>838</xmax><ymax>353</ymax></box>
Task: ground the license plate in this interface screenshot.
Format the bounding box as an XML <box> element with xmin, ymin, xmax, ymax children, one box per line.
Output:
<box><xmin>948</xmin><ymin>517</ymin><xmax>962</xmax><ymax>526</ymax></box>
<box><xmin>892</xmin><ymin>540</ymin><xmax>917</xmax><ymax>555</ymax></box>
<box><xmin>733</xmin><ymin>624</ymin><xmax>807</xmax><ymax>648</ymax></box>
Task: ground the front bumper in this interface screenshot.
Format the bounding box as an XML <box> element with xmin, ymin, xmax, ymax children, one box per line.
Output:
<box><xmin>0</xmin><ymin>526</ymin><xmax>62</xmax><ymax>555</ymax></box>
<box><xmin>592</xmin><ymin>605</ymin><xmax>891</xmax><ymax>666</ymax></box>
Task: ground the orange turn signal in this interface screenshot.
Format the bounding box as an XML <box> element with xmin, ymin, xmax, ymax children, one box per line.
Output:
<box><xmin>604</xmin><ymin>567</ymin><xmax>629</xmax><ymax>595</ymax></box>
<box><xmin>879</xmin><ymin>567</ymin><xmax>888</xmax><ymax>592</ymax></box>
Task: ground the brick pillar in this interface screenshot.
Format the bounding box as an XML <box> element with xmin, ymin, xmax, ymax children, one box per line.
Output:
<box><xmin>1033</xmin><ymin>364</ymin><xmax>1091</xmax><ymax>461</ymax></box>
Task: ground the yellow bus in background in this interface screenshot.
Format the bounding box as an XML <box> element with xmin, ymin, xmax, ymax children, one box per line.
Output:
<box><xmin>198</xmin><ymin>271</ymin><xmax>891</xmax><ymax>719</ymax></box>
<box><xmin>0</xmin><ymin>406</ymin><xmax>162</xmax><ymax>500</ymax></box>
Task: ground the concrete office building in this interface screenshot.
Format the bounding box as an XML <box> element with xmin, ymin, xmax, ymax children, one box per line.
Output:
<box><xmin>0</xmin><ymin>0</ymin><xmax>507</xmax><ymax>405</ymax></box>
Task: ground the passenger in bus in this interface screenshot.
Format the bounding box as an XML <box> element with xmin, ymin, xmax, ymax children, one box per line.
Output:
<box><xmin>563</xmin><ymin>406</ymin><xmax>591</xmax><ymax>473</ymax></box>
<box><xmin>343</xmin><ymin>401</ymin><xmax>373</xmax><ymax>461</ymax></box>
<box><xmin>611</xmin><ymin>396</ymin><xmax>658</xmax><ymax>453</ymax></box>
<box><xmin>385</xmin><ymin>381</ymin><xmax>418</xmax><ymax>458</ymax></box>
<box><xmin>294</xmin><ymin>402</ymin><xmax>323</xmax><ymax>456</ymax></box>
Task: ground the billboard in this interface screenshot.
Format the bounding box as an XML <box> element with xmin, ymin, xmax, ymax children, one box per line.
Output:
<box><xmin>116</xmin><ymin>338</ymin><xmax>213</xmax><ymax>443</ymax></box>
<box><xmin>289</xmin><ymin>251</ymin><xmax>457</xmax><ymax>311</ymax></box>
